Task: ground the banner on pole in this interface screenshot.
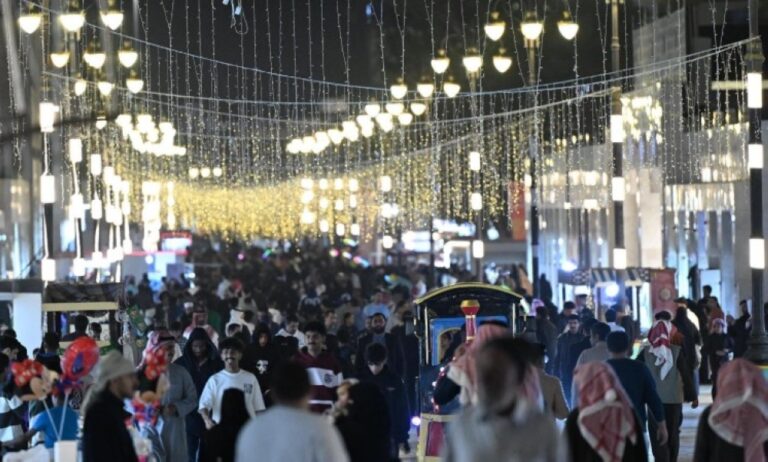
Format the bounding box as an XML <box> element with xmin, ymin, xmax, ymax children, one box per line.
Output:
<box><xmin>650</xmin><ymin>269</ymin><xmax>677</xmax><ymax>314</ymax></box>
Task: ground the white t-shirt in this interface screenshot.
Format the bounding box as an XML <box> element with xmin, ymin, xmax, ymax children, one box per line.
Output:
<box><xmin>235</xmin><ymin>406</ymin><xmax>349</xmax><ymax>462</ymax></box>
<box><xmin>276</xmin><ymin>329</ymin><xmax>306</xmax><ymax>348</ymax></box>
<box><xmin>199</xmin><ymin>369</ymin><xmax>265</xmax><ymax>423</ymax></box>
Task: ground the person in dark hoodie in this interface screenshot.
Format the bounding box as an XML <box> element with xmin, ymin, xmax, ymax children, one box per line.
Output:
<box><xmin>335</xmin><ymin>382</ymin><xmax>391</xmax><ymax>462</ymax></box>
<box><xmin>701</xmin><ymin>318</ymin><xmax>733</xmax><ymax>399</ymax></box>
<box><xmin>174</xmin><ymin>327</ymin><xmax>224</xmax><ymax>462</ymax></box>
<box><xmin>355</xmin><ymin>310</ymin><xmax>406</xmax><ymax>379</ymax></box>
<box><xmin>243</xmin><ymin>324</ymin><xmax>281</xmax><ymax>406</ymax></box>
<box><xmin>362</xmin><ymin>343</ymin><xmax>410</xmax><ymax>460</ymax></box>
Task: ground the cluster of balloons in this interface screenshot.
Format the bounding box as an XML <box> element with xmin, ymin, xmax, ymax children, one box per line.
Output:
<box><xmin>11</xmin><ymin>336</ymin><xmax>100</xmax><ymax>401</ymax></box>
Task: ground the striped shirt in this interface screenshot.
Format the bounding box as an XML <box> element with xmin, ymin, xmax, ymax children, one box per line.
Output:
<box><xmin>0</xmin><ymin>394</ymin><xmax>24</xmax><ymax>443</ymax></box>
<box><xmin>293</xmin><ymin>350</ymin><xmax>343</xmax><ymax>413</ymax></box>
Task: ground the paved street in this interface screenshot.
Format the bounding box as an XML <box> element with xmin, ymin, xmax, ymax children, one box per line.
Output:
<box><xmin>403</xmin><ymin>385</ymin><xmax>713</xmax><ymax>461</ymax></box>
<box><xmin>677</xmin><ymin>385</ymin><xmax>711</xmax><ymax>462</ymax></box>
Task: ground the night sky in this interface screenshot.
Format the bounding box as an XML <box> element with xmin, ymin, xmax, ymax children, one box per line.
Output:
<box><xmin>135</xmin><ymin>0</ymin><xmax>638</xmax><ymax>100</ymax></box>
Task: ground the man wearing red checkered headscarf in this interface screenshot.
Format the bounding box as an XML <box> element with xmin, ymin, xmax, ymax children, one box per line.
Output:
<box><xmin>694</xmin><ymin>358</ymin><xmax>768</xmax><ymax>462</ymax></box>
<box><xmin>565</xmin><ymin>361</ymin><xmax>647</xmax><ymax>461</ymax></box>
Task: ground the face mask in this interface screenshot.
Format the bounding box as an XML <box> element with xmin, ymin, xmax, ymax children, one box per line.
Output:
<box><xmin>405</xmin><ymin>323</ymin><xmax>415</xmax><ymax>336</ymax></box>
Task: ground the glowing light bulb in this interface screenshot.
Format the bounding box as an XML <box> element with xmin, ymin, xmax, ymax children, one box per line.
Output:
<box><xmin>39</xmin><ymin>102</ymin><xmax>59</xmax><ymax>133</ymax></box>
<box><xmin>59</xmin><ymin>12</ymin><xmax>85</xmax><ymax>33</ymax></box>
<box><xmin>328</xmin><ymin>129</ymin><xmax>344</xmax><ymax>145</ymax></box>
<box><xmin>83</xmin><ymin>46</ymin><xmax>107</xmax><ymax>69</ymax></box>
<box><xmin>390</xmin><ymin>80</ymin><xmax>407</xmax><ymax>100</ymax></box>
<box><xmin>300</xmin><ymin>209</ymin><xmax>315</xmax><ymax>224</ymax></box>
<box><xmin>118</xmin><ymin>45</ymin><xmax>139</xmax><ymax>68</ymax></box>
<box><xmin>431</xmin><ymin>50</ymin><xmax>450</xmax><ymax>74</ymax></box>
<box><xmin>470</xmin><ymin>192</ymin><xmax>483</xmax><ymax>211</ymax></box>
<box><xmin>18</xmin><ymin>12</ymin><xmax>42</xmax><ymax>34</ymax></box>
<box><xmin>74</xmin><ymin>77</ymin><xmax>87</xmax><ymax>96</ymax></box>
<box><xmin>40</xmin><ymin>173</ymin><xmax>56</xmax><ymax>204</ymax></box>
<box><xmin>380</xmin><ymin>175</ymin><xmax>392</xmax><ymax>192</ymax></box>
<box><xmin>97</xmin><ymin>81</ymin><xmax>114</xmax><ymax>96</ymax></box>
<box><xmin>385</xmin><ymin>102</ymin><xmax>405</xmax><ymax>116</ymax></box>
<box><xmin>557</xmin><ymin>12</ymin><xmax>579</xmax><ymax>40</ymax></box>
<box><xmin>126</xmin><ymin>77</ymin><xmax>144</xmax><ymax>94</ymax></box>
<box><xmin>493</xmin><ymin>51</ymin><xmax>512</xmax><ymax>73</ymax></box>
<box><xmin>91</xmin><ymin>198</ymin><xmax>103</xmax><ymax>220</ymax></box>
<box><xmin>417</xmin><ymin>82</ymin><xmax>435</xmax><ymax>98</ymax></box>
<box><xmin>520</xmin><ymin>13</ymin><xmax>543</xmax><ymax>41</ymax></box>
<box><xmin>100</xmin><ymin>8</ymin><xmax>124</xmax><ymax>30</ymax></box>
<box><xmin>443</xmin><ymin>80</ymin><xmax>460</xmax><ymax>98</ymax></box>
<box><xmin>397</xmin><ymin>113</ymin><xmax>413</xmax><ymax>125</ymax></box>
<box><xmin>410</xmin><ymin>102</ymin><xmax>427</xmax><ymax>116</ymax></box>
<box><xmin>472</xmin><ymin>240</ymin><xmax>485</xmax><ymax>259</ymax></box>
<box><xmin>90</xmin><ymin>154</ymin><xmax>102</xmax><ymax>176</ymax></box>
<box><xmin>462</xmin><ymin>49</ymin><xmax>483</xmax><ymax>74</ymax></box>
<box><xmin>68</xmin><ymin>138</ymin><xmax>83</xmax><ymax>163</ymax></box>
<box><xmin>469</xmin><ymin>151</ymin><xmax>481</xmax><ymax>171</ymax></box>
<box><xmin>364</xmin><ymin>103</ymin><xmax>381</xmax><ymax>117</ymax></box>
<box><xmin>50</xmin><ymin>51</ymin><xmax>70</xmax><ymax>68</ymax></box>
<box><xmin>484</xmin><ymin>12</ymin><xmax>506</xmax><ymax>41</ymax></box>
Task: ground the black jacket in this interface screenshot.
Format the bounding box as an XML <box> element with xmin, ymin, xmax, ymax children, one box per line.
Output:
<box><xmin>362</xmin><ymin>366</ymin><xmax>410</xmax><ymax>445</ymax></box>
<box><xmin>355</xmin><ymin>333</ymin><xmax>406</xmax><ymax>378</ymax></box>
<box><xmin>242</xmin><ymin>327</ymin><xmax>281</xmax><ymax>399</ymax></box>
<box><xmin>199</xmin><ymin>421</ymin><xmax>246</xmax><ymax>462</ymax></box>
<box><xmin>694</xmin><ymin>406</ymin><xmax>768</xmax><ymax>461</ymax></box>
<box><xmin>82</xmin><ymin>390</ymin><xmax>138</xmax><ymax>462</ymax></box>
<box><xmin>335</xmin><ymin>383</ymin><xmax>391</xmax><ymax>462</ymax></box>
<box><xmin>730</xmin><ymin>314</ymin><xmax>751</xmax><ymax>357</ymax></box>
<box><xmin>536</xmin><ymin>318</ymin><xmax>559</xmax><ymax>365</ymax></box>
<box><xmin>174</xmin><ymin>327</ymin><xmax>223</xmax><ymax>436</ymax></box>
<box><xmin>566</xmin><ymin>408</ymin><xmax>647</xmax><ymax>462</ymax></box>
<box><xmin>702</xmin><ymin>333</ymin><xmax>734</xmax><ymax>370</ymax></box>
<box><xmin>553</xmin><ymin>332</ymin><xmax>586</xmax><ymax>384</ymax></box>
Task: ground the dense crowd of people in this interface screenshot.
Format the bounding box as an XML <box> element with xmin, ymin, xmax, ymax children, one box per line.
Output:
<box><xmin>0</xmin><ymin>241</ymin><xmax>764</xmax><ymax>461</ymax></box>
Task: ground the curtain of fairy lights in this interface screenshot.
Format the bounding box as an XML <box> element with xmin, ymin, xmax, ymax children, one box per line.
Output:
<box><xmin>8</xmin><ymin>0</ymin><xmax>756</xmax><ymax>243</ymax></box>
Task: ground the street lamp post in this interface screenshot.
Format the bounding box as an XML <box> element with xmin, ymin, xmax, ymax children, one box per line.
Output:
<box><xmin>743</xmin><ymin>0</ymin><xmax>768</xmax><ymax>364</ymax></box>
<box><xmin>609</xmin><ymin>0</ymin><xmax>627</xmax><ymax>271</ymax></box>
<box><xmin>521</xmin><ymin>13</ymin><xmax>542</xmax><ymax>296</ymax></box>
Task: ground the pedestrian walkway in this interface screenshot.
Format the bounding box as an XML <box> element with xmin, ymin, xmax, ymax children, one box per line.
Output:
<box><xmin>404</xmin><ymin>385</ymin><xmax>712</xmax><ymax>461</ymax></box>
<box><xmin>677</xmin><ymin>384</ymin><xmax>712</xmax><ymax>462</ymax></box>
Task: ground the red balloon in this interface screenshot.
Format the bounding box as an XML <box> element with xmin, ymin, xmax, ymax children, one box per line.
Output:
<box><xmin>61</xmin><ymin>336</ymin><xmax>100</xmax><ymax>381</ymax></box>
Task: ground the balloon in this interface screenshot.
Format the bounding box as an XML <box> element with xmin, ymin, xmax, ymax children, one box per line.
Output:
<box><xmin>61</xmin><ymin>336</ymin><xmax>100</xmax><ymax>382</ymax></box>
<box><xmin>142</xmin><ymin>346</ymin><xmax>168</xmax><ymax>381</ymax></box>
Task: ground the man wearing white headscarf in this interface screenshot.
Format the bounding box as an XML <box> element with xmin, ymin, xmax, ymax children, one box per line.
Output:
<box><xmin>82</xmin><ymin>351</ymin><xmax>139</xmax><ymax>462</ymax></box>
<box><xmin>638</xmin><ymin>311</ymin><xmax>698</xmax><ymax>462</ymax></box>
